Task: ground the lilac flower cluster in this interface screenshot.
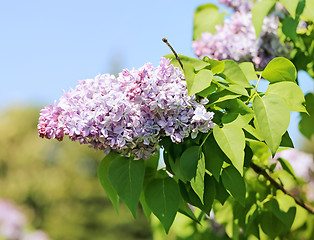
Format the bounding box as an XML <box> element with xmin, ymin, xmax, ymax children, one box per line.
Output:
<box><xmin>217</xmin><ymin>0</ymin><xmax>253</xmax><ymax>13</ymax></box>
<box><xmin>0</xmin><ymin>200</ymin><xmax>51</xmax><ymax>240</ymax></box>
<box><xmin>38</xmin><ymin>58</ymin><xmax>214</xmax><ymax>160</ymax></box>
<box><xmin>193</xmin><ymin>0</ymin><xmax>290</xmax><ymax>68</ymax></box>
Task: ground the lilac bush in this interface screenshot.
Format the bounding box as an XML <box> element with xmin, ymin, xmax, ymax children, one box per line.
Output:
<box><xmin>192</xmin><ymin>0</ymin><xmax>290</xmax><ymax>68</ymax></box>
<box><xmin>38</xmin><ymin>58</ymin><xmax>214</xmax><ymax>160</ymax></box>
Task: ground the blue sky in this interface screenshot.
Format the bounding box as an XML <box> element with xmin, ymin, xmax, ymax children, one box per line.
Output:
<box><xmin>0</xmin><ymin>0</ymin><xmax>313</xmax><ymax>148</ymax></box>
<box><xmin>0</xmin><ymin>0</ymin><xmax>213</xmax><ymax>107</ymax></box>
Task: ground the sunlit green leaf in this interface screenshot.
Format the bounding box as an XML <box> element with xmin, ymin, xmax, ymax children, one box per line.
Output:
<box><xmin>222</xmin><ymin>60</ymin><xmax>252</xmax><ymax>88</ymax></box>
<box><xmin>213</xmin><ymin>124</ymin><xmax>245</xmax><ymax>175</ymax></box>
<box><xmin>164</xmin><ymin>53</ymin><xmax>210</xmax><ymax>71</ymax></box>
<box><xmin>253</xmin><ymin>94</ymin><xmax>290</xmax><ymax>155</ymax></box>
<box><xmin>189</xmin><ymin>68</ymin><xmax>213</xmax><ymax>95</ymax></box>
<box><xmin>214</xmin><ymin>78</ymin><xmax>249</xmax><ymax>96</ymax></box>
<box><xmin>193</xmin><ymin>4</ymin><xmax>225</xmax><ymax>40</ymax></box>
<box><xmin>203</xmin><ymin>56</ymin><xmax>225</xmax><ymax>74</ymax></box>
<box><xmin>208</xmin><ymin>90</ymin><xmax>241</xmax><ymax>104</ymax></box>
<box><xmin>262</xmin><ymin>57</ymin><xmax>297</xmax><ymax>83</ymax></box>
<box><xmin>252</xmin><ymin>0</ymin><xmax>276</xmax><ymax>37</ymax></box>
<box><xmin>266</xmin><ymin>80</ymin><xmax>307</xmax><ymax>113</ymax></box>
<box><xmin>191</xmin><ymin>152</ymin><xmax>206</xmax><ymax>203</ymax></box>
<box><xmin>239</xmin><ymin>62</ymin><xmax>258</xmax><ymax>81</ymax></box>
<box><xmin>278</xmin><ymin>157</ymin><xmax>297</xmax><ymax>180</ymax></box>
<box><xmin>303</xmin><ymin>0</ymin><xmax>314</xmax><ymax>21</ymax></box>
<box><xmin>280</xmin><ymin>0</ymin><xmax>299</xmax><ymax>18</ymax></box>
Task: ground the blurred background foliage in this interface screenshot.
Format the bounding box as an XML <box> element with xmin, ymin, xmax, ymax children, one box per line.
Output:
<box><xmin>0</xmin><ymin>106</ymin><xmax>152</xmax><ymax>240</ymax></box>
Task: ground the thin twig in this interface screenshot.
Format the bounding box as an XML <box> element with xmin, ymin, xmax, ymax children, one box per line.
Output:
<box><xmin>250</xmin><ymin>162</ymin><xmax>314</xmax><ymax>214</ymax></box>
<box><xmin>162</xmin><ymin>38</ymin><xmax>184</xmax><ymax>70</ymax></box>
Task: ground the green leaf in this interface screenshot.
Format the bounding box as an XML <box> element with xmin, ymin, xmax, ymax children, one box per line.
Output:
<box><xmin>214</xmin><ymin>78</ymin><xmax>249</xmax><ymax>96</ymax></box>
<box><xmin>262</xmin><ymin>57</ymin><xmax>297</xmax><ymax>83</ymax></box>
<box><xmin>279</xmin><ymin>0</ymin><xmax>299</xmax><ymax>18</ymax></box>
<box><xmin>253</xmin><ymin>94</ymin><xmax>290</xmax><ymax>155</ymax></box>
<box><xmin>180</xmin><ymin>146</ymin><xmax>201</xmax><ymax>181</ymax></box>
<box><xmin>282</xmin><ymin>17</ymin><xmax>298</xmax><ymax>41</ymax></box>
<box><xmin>164</xmin><ymin>53</ymin><xmax>210</xmax><ymax>71</ymax></box>
<box><xmin>97</xmin><ymin>152</ymin><xmax>120</xmax><ymax>213</ymax></box>
<box><xmin>243</xmin><ymin>124</ymin><xmax>264</xmax><ymax>141</ymax></box>
<box><xmin>178</xmin><ymin>199</ymin><xmax>200</xmax><ymax>223</ymax></box>
<box><xmin>222</xmin><ymin>60</ymin><xmax>252</xmax><ymax>88</ymax></box>
<box><xmin>145</xmin><ymin>178</ymin><xmax>180</xmax><ymax>233</ymax></box>
<box><xmin>179</xmin><ymin>175</ymin><xmax>216</xmax><ymax>214</ymax></box>
<box><xmin>203</xmin><ymin>56</ymin><xmax>225</xmax><ymax>74</ymax></box>
<box><xmin>244</xmin><ymin>145</ymin><xmax>254</xmax><ymax>167</ymax></box>
<box><xmin>218</xmin><ymin>99</ymin><xmax>254</xmax><ymax>128</ymax></box>
<box><xmin>239</xmin><ymin>62</ymin><xmax>258</xmax><ymax>81</ymax></box>
<box><xmin>214</xmin><ymin>178</ymin><xmax>230</xmax><ymax>205</ymax></box>
<box><xmin>221</xmin><ymin>166</ymin><xmax>246</xmax><ymax>206</ymax></box>
<box><xmin>278</xmin><ymin>157</ymin><xmax>297</xmax><ymax>180</ymax></box>
<box><xmin>266</xmin><ymin>81</ymin><xmax>307</xmax><ymax>112</ymax></box>
<box><xmin>208</xmin><ymin>90</ymin><xmax>241</xmax><ymax>104</ymax></box>
<box><xmin>191</xmin><ymin>152</ymin><xmax>206</xmax><ymax>203</ymax></box>
<box><xmin>260</xmin><ymin>210</ymin><xmax>284</xmax><ymax>238</ymax></box>
<box><xmin>193</xmin><ymin>4</ymin><xmax>225</xmax><ymax>40</ymax></box>
<box><xmin>280</xmin><ymin>131</ymin><xmax>294</xmax><ymax>148</ymax></box>
<box><xmin>213</xmin><ymin>124</ymin><xmax>245</xmax><ymax>175</ymax></box>
<box><xmin>140</xmin><ymin>191</ymin><xmax>151</xmax><ymax>220</ymax></box>
<box><xmin>197</xmin><ymin>83</ymin><xmax>217</xmax><ymax>98</ymax></box>
<box><xmin>186</xmin><ymin>67</ymin><xmax>214</xmax><ymax>96</ymax></box>
<box><xmin>245</xmin><ymin>204</ymin><xmax>259</xmax><ymax>228</ymax></box>
<box><xmin>264</xmin><ymin>197</ymin><xmax>296</xmax><ymax>230</ymax></box>
<box><xmin>303</xmin><ymin>0</ymin><xmax>314</xmax><ymax>21</ymax></box>
<box><xmin>291</xmin><ymin>205</ymin><xmax>308</xmax><ymax>231</ymax></box>
<box><xmin>252</xmin><ymin>0</ymin><xmax>276</xmax><ymax>37</ymax></box>
<box><xmin>108</xmin><ymin>157</ymin><xmax>145</xmax><ymax>217</ymax></box>
<box><xmin>203</xmin><ymin>134</ymin><xmax>225</xmax><ymax>182</ymax></box>
<box><xmin>299</xmin><ymin>93</ymin><xmax>314</xmax><ymax>139</ymax></box>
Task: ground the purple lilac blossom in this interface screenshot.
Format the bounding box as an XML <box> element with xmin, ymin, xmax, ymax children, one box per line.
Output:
<box><xmin>0</xmin><ymin>200</ymin><xmax>26</xmax><ymax>240</ymax></box>
<box><xmin>217</xmin><ymin>0</ymin><xmax>253</xmax><ymax>13</ymax></box>
<box><xmin>38</xmin><ymin>58</ymin><xmax>215</xmax><ymax>160</ymax></box>
<box><xmin>0</xmin><ymin>200</ymin><xmax>52</xmax><ymax>240</ymax></box>
<box><xmin>193</xmin><ymin>1</ymin><xmax>290</xmax><ymax>68</ymax></box>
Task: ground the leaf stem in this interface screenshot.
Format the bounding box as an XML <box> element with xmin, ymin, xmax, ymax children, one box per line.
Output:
<box><xmin>250</xmin><ymin>162</ymin><xmax>314</xmax><ymax>214</ymax></box>
<box><xmin>200</xmin><ymin>130</ymin><xmax>213</xmax><ymax>148</ymax></box>
<box><xmin>162</xmin><ymin>38</ymin><xmax>184</xmax><ymax>70</ymax></box>
<box><xmin>254</xmin><ymin>72</ymin><xmax>262</xmax><ymax>93</ymax></box>
<box><xmin>245</xmin><ymin>73</ymin><xmax>262</xmax><ymax>104</ymax></box>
